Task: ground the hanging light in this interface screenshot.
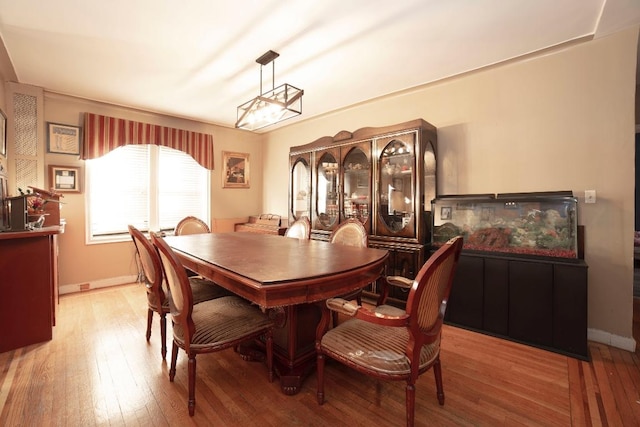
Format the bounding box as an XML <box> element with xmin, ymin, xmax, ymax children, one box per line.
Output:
<box><xmin>236</xmin><ymin>50</ymin><xmax>304</xmax><ymax>131</ymax></box>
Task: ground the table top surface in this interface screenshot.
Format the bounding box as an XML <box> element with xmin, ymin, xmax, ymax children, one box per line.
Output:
<box><xmin>164</xmin><ymin>232</ymin><xmax>389</xmax><ymax>306</ymax></box>
<box><xmin>164</xmin><ymin>232</ymin><xmax>388</xmax><ymax>285</ymax></box>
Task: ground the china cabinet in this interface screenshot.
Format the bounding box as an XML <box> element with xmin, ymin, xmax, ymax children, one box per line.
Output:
<box><xmin>288</xmin><ymin>119</ymin><xmax>437</xmax><ymax>305</ymax></box>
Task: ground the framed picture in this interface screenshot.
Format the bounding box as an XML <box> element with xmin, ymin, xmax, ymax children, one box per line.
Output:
<box><xmin>0</xmin><ymin>108</ymin><xmax>6</xmax><ymax>157</ymax></box>
<box><xmin>222</xmin><ymin>151</ymin><xmax>250</xmax><ymax>188</ymax></box>
<box><xmin>440</xmin><ymin>206</ymin><xmax>452</xmax><ymax>220</ymax></box>
<box><xmin>47</xmin><ymin>122</ymin><xmax>82</xmax><ymax>155</ymax></box>
<box><xmin>49</xmin><ymin>165</ymin><xmax>82</xmax><ymax>193</ymax></box>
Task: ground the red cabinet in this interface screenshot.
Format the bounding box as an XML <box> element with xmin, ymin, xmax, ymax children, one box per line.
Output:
<box><xmin>0</xmin><ymin>227</ymin><xmax>60</xmax><ymax>353</ymax></box>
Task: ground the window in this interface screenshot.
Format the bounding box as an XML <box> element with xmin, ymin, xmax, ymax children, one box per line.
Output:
<box><xmin>86</xmin><ymin>145</ymin><xmax>210</xmax><ymax>243</ymax></box>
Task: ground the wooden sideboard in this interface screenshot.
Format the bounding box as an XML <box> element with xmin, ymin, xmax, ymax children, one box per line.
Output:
<box><xmin>234</xmin><ymin>214</ymin><xmax>287</xmax><ymax>235</ymax></box>
<box><xmin>0</xmin><ymin>226</ymin><xmax>61</xmax><ymax>353</ymax></box>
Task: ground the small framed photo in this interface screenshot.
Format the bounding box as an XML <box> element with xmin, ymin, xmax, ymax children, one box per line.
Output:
<box><xmin>0</xmin><ymin>108</ymin><xmax>6</xmax><ymax>157</ymax></box>
<box><xmin>47</xmin><ymin>122</ymin><xmax>82</xmax><ymax>155</ymax></box>
<box><xmin>49</xmin><ymin>165</ymin><xmax>82</xmax><ymax>193</ymax></box>
<box><xmin>222</xmin><ymin>151</ymin><xmax>250</xmax><ymax>189</ymax></box>
<box><xmin>440</xmin><ymin>206</ymin><xmax>452</xmax><ymax>220</ymax></box>
<box><xmin>481</xmin><ymin>207</ymin><xmax>494</xmax><ymax>221</ymax></box>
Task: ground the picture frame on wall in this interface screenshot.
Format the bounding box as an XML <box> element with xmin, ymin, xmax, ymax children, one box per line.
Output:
<box><xmin>47</xmin><ymin>122</ymin><xmax>82</xmax><ymax>155</ymax></box>
<box><xmin>0</xmin><ymin>108</ymin><xmax>6</xmax><ymax>157</ymax></box>
<box><xmin>222</xmin><ymin>151</ymin><xmax>250</xmax><ymax>188</ymax></box>
<box><xmin>49</xmin><ymin>165</ymin><xmax>82</xmax><ymax>193</ymax></box>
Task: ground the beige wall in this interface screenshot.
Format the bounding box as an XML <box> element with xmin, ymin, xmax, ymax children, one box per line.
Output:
<box><xmin>41</xmin><ymin>94</ymin><xmax>262</xmax><ymax>289</ymax></box>
<box><xmin>263</xmin><ymin>28</ymin><xmax>639</xmax><ymax>347</ymax></box>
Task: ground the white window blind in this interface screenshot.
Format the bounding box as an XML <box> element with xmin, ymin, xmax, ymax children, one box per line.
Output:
<box><xmin>86</xmin><ymin>145</ymin><xmax>209</xmax><ymax>242</ymax></box>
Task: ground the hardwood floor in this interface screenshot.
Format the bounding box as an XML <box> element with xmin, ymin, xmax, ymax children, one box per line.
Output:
<box><xmin>1</xmin><ymin>283</ymin><xmax>639</xmax><ymax>426</ymax></box>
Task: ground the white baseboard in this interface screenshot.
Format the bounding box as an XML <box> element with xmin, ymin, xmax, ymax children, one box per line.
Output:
<box><xmin>588</xmin><ymin>328</ymin><xmax>637</xmax><ymax>352</ymax></box>
<box><xmin>59</xmin><ymin>275</ymin><xmax>138</xmax><ymax>295</ymax></box>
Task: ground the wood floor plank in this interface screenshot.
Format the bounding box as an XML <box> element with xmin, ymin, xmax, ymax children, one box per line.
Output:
<box><xmin>0</xmin><ymin>283</ymin><xmax>639</xmax><ymax>427</ymax></box>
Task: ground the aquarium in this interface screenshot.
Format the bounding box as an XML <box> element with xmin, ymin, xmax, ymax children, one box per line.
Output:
<box><xmin>431</xmin><ymin>191</ymin><xmax>578</xmax><ymax>259</ymax></box>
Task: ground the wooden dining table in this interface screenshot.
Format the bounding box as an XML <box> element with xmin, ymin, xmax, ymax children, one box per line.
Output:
<box><xmin>164</xmin><ymin>231</ymin><xmax>389</xmax><ymax>395</ymax></box>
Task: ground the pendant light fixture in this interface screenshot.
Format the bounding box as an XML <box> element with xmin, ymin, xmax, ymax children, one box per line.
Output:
<box><xmin>235</xmin><ymin>50</ymin><xmax>304</xmax><ymax>131</ymax></box>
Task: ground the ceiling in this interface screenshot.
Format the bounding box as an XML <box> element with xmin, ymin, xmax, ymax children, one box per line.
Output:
<box><xmin>0</xmin><ymin>0</ymin><xmax>638</xmax><ymax>132</ymax></box>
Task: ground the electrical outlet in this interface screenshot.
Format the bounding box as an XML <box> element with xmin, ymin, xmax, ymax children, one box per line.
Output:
<box><xmin>585</xmin><ymin>190</ymin><xmax>596</xmax><ymax>204</ymax></box>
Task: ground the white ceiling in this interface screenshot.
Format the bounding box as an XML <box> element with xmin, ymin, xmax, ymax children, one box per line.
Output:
<box><xmin>0</xmin><ymin>0</ymin><xmax>638</xmax><ymax>132</ymax></box>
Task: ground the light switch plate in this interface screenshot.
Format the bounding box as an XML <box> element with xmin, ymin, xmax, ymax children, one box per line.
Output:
<box><xmin>585</xmin><ymin>190</ymin><xmax>596</xmax><ymax>204</ymax></box>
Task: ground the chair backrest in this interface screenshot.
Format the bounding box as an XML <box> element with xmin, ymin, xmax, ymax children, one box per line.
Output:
<box><xmin>328</xmin><ymin>218</ymin><xmax>368</xmax><ymax>248</ymax></box>
<box><xmin>174</xmin><ymin>216</ymin><xmax>210</xmax><ymax>236</ymax></box>
<box><xmin>151</xmin><ymin>233</ymin><xmax>195</xmax><ymax>347</ymax></box>
<box><xmin>285</xmin><ymin>217</ymin><xmax>311</xmax><ymax>239</ymax></box>
<box><xmin>406</xmin><ymin>236</ymin><xmax>463</xmax><ymax>336</ymax></box>
<box><xmin>128</xmin><ymin>225</ymin><xmax>165</xmax><ymax>305</ymax></box>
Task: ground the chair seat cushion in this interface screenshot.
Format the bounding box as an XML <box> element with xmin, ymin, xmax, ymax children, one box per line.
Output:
<box><xmin>189</xmin><ymin>276</ymin><xmax>233</xmax><ymax>304</ymax></box>
<box><xmin>173</xmin><ymin>296</ymin><xmax>272</xmax><ymax>350</ymax></box>
<box><xmin>374</xmin><ymin>304</ymin><xmax>406</xmax><ymax>317</ymax></box>
<box><xmin>321</xmin><ymin>318</ymin><xmax>440</xmax><ymax>376</ymax></box>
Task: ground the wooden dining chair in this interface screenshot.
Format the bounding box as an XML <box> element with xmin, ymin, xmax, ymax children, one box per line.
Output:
<box><xmin>174</xmin><ymin>216</ymin><xmax>210</xmax><ymax>236</ymax></box>
<box><xmin>284</xmin><ymin>217</ymin><xmax>311</xmax><ymax>239</ymax></box>
<box><xmin>174</xmin><ymin>216</ymin><xmax>211</xmax><ymax>276</ymax></box>
<box><xmin>316</xmin><ymin>236</ymin><xmax>463</xmax><ymax>427</ymax></box>
<box><xmin>328</xmin><ymin>219</ymin><xmax>369</xmax><ymax>323</ymax></box>
<box><xmin>128</xmin><ymin>225</ymin><xmax>230</xmax><ymax>359</ymax></box>
<box><xmin>151</xmin><ymin>233</ymin><xmax>274</xmax><ymax>416</ymax></box>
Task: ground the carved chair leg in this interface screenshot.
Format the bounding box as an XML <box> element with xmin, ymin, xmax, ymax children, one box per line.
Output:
<box><xmin>433</xmin><ymin>357</ymin><xmax>445</xmax><ymax>405</ymax></box>
<box><xmin>406</xmin><ymin>382</ymin><xmax>415</xmax><ymax>427</ymax></box>
<box><xmin>146</xmin><ymin>308</ymin><xmax>153</xmax><ymax>341</ymax></box>
<box><xmin>188</xmin><ymin>353</ymin><xmax>196</xmax><ymax>416</ymax></box>
<box><xmin>169</xmin><ymin>342</ymin><xmax>178</xmax><ymax>382</ymax></box>
<box><xmin>316</xmin><ymin>353</ymin><xmax>325</xmax><ymax>405</ymax></box>
<box><xmin>265</xmin><ymin>330</ymin><xmax>274</xmax><ymax>383</ymax></box>
<box><xmin>160</xmin><ymin>313</ymin><xmax>167</xmax><ymax>360</ymax></box>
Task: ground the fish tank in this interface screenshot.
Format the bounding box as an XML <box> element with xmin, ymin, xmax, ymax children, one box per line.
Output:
<box><xmin>431</xmin><ymin>191</ymin><xmax>579</xmax><ymax>259</ymax></box>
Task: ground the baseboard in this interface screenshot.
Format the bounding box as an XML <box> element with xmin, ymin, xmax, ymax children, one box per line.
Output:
<box><xmin>588</xmin><ymin>328</ymin><xmax>637</xmax><ymax>352</ymax></box>
<box><xmin>59</xmin><ymin>275</ymin><xmax>138</xmax><ymax>295</ymax></box>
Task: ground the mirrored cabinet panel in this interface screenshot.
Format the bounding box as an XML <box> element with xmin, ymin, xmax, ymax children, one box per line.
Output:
<box><xmin>289</xmin><ymin>119</ymin><xmax>437</xmax><ymax>307</ymax></box>
<box><xmin>341</xmin><ymin>142</ymin><xmax>371</xmax><ymax>229</ymax></box>
<box><xmin>376</xmin><ymin>132</ymin><xmax>416</xmax><ymax>238</ymax></box>
<box><xmin>289</xmin><ymin>153</ymin><xmax>311</xmax><ymax>221</ymax></box>
<box><xmin>315</xmin><ymin>150</ymin><xmax>339</xmax><ymax>230</ymax></box>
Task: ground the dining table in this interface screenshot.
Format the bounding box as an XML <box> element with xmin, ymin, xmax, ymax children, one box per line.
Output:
<box><xmin>163</xmin><ymin>231</ymin><xmax>388</xmax><ymax>395</ymax></box>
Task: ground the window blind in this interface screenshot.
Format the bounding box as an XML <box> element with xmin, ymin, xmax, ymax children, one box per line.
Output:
<box><xmin>87</xmin><ymin>145</ymin><xmax>209</xmax><ymax>241</ymax></box>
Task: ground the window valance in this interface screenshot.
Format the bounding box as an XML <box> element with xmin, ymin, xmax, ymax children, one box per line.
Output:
<box><xmin>82</xmin><ymin>113</ymin><xmax>214</xmax><ymax>170</ymax></box>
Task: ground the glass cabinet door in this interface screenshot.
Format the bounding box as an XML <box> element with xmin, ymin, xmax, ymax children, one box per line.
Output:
<box><xmin>342</xmin><ymin>145</ymin><xmax>370</xmax><ymax>227</ymax></box>
<box><xmin>315</xmin><ymin>151</ymin><xmax>339</xmax><ymax>230</ymax></box>
<box><xmin>290</xmin><ymin>154</ymin><xmax>310</xmax><ymax>221</ymax></box>
<box><xmin>376</xmin><ymin>132</ymin><xmax>417</xmax><ymax>238</ymax></box>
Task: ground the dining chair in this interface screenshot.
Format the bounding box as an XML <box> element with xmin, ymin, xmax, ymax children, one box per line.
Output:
<box><xmin>128</xmin><ymin>225</ymin><xmax>230</xmax><ymax>359</ymax></box>
<box><xmin>174</xmin><ymin>216</ymin><xmax>210</xmax><ymax>236</ymax></box>
<box><xmin>328</xmin><ymin>219</ymin><xmax>369</xmax><ymax>324</ymax></box>
<box><xmin>316</xmin><ymin>236</ymin><xmax>463</xmax><ymax>427</ymax></box>
<box><xmin>151</xmin><ymin>233</ymin><xmax>274</xmax><ymax>416</ymax></box>
<box><xmin>174</xmin><ymin>216</ymin><xmax>211</xmax><ymax>276</ymax></box>
<box><xmin>284</xmin><ymin>217</ymin><xmax>311</xmax><ymax>239</ymax></box>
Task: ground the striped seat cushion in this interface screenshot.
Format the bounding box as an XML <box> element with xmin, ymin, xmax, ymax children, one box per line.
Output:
<box><xmin>173</xmin><ymin>296</ymin><xmax>272</xmax><ymax>350</ymax></box>
<box><xmin>188</xmin><ymin>276</ymin><xmax>232</xmax><ymax>304</ymax></box>
<box><xmin>321</xmin><ymin>318</ymin><xmax>440</xmax><ymax>376</ymax></box>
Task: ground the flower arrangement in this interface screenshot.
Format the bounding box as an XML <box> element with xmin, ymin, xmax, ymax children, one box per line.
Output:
<box><xmin>18</xmin><ymin>187</ymin><xmax>48</xmax><ymax>214</ymax></box>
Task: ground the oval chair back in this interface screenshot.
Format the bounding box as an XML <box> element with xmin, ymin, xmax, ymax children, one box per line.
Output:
<box><xmin>329</xmin><ymin>218</ymin><xmax>368</xmax><ymax>248</ymax></box>
<box><xmin>174</xmin><ymin>216</ymin><xmax>210</xmax><ymax>235</ymax></box>
<box><xmin>285</xmin><ymin>217</ymin><xmax>311</xmax><ymax>239</ymax></box>
<box><xmin>128</xmin><ymin>225</ymin><xmax>168</xmax><ymax>358</ymax></box>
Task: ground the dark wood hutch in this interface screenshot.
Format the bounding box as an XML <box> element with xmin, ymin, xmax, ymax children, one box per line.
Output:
<box><xmin>288</xmin><ymin>119</ymin><xmax>437</xmax><ymax>305</ymax></box>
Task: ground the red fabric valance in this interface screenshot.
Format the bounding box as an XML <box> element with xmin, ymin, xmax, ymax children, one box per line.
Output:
<box><xmin>82</xmin><ymin>113</ymin><xmax>214</xmax><ymax>170</ymax></box>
